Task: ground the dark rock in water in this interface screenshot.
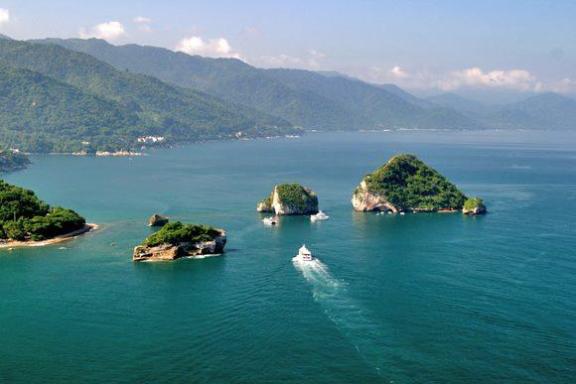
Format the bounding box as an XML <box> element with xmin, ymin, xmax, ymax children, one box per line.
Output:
<box><xmin>148</xmin><ymin>214</ymin><xmax>169</xmax><ymax>227</ymax></box>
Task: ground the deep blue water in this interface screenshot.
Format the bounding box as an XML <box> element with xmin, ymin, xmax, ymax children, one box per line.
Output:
<box><xmin>1</xmin><ymin>130</ymin><xmax>575</xmax><ymax>383</ymax></box>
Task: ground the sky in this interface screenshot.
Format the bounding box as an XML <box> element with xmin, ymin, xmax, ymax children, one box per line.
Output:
<box><xmin>0</xmin><ymin>0</ymin><xmax>575</xmax><ymax>94</ymax></box>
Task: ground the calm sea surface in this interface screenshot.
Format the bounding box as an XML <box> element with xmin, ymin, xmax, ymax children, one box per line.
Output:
<box><xmin>1</xmin><ymin>130</ymin><xmax>575</xmax><ymax>383</ymax></box>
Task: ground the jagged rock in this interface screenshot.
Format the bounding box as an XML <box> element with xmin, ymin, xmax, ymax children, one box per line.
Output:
<box><xmin>148</xmin><ymin>214</ymin><xmax>169</xmax><ymax>227</ymax></box>
<box><xmin>352</xmin><ymin>180</ymin><xmax>399</xmax><ymax>213</ymax></box>
<box><xmin>133</xmin><ymin>231</ymin><xmax>226</xmax><ymax>262</ymax></box>
<box><xmin>257</xmin><ymin>183</ymin><xmax>319</xmax><ymax>215</ymax></box>
<box><xmin>462</xmin><ymin>197</ymin><xmax>487</xmax><ymax>215</ymax></box>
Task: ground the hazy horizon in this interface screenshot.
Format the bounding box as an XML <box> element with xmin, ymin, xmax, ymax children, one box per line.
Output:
<box><xmin>0</xmin><ymin>0</ymin><xmax>574</xmax><ymax>97</ymax></box>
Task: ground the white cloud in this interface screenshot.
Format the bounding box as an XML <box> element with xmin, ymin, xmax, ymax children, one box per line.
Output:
<box><xmin>357</xmin><ymin>65</ymin><xmax>542</xmax><ymax>92</ymax></box>
<box><xmin>439</xmin><ymin>67</ymin><xmax>536</xmax><ymax>91</ymax></box>
<box><xmin>0</xmin><ymin>8</ymin><xmax>10</xmax><ymax>25</ymax></box>
<box><xmin>133</xmin><ymin>16</ymin><xmax>151</xmax><ymax>24</ymax></box>
<box><xmin>390</xmin><ymin>66</ymin><xmax>408</xmax><ymax>78</ymax></box>
<box><xmin>546</xmin><ymin>78</ymin><xmax>576</xmax><ymax>94</ymax></box>
<box><xmin>258</xmin><ymin>49</ymin><xmax>326</xmax><ymax>69</ymax></box>
<box><xmin>80</xmin><ymin>21</ymin><xmax>126</xmax><ymax>41</ymax></box>
<box><xmin>175</xmin><ymin>36</ymin><xmax>241</xmax><ymax>59</ymax></box>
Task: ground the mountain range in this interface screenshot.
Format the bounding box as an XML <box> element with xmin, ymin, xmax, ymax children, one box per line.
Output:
<box><xmin>0</xmin><ymin>36</ymin><xmax>574</xmax><ymax>153</ymax></box>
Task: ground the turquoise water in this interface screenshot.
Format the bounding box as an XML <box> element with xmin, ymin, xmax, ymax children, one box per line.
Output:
<box><xmin>1</xmin><ymin>131</ymin><xmax>575</xmax><ymax>383</ymax></box>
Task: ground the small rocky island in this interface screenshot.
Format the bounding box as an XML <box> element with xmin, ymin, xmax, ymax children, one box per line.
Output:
<box><xmin>0</xmin><ymin>150</ymin><xmax>29</xmax><ymax>173</ymax></box>
<box><xmin>257</xmin><ymin>183</ymin><xmax>319</xmax><ymax>215</ymax></box>
<box><xmin>133</xmin><ymin>221</ymin><xmax>226</xmax><ymax>262</ymax></box>
<box><xmin>148</xmin><ymin>214</ymin><xmax>169</xmax><ymax>227</ymax></box>
<box><xmin>0</xmin><ymin>179</ymin><xmax>91</xmax><ymax>247</ymax></box>
<box><xmin>352</xmin><ymin>154</ymin><xmax>486</xmax><ymax>214</ymax></box>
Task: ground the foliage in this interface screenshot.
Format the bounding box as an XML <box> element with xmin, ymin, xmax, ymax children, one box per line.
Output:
<box><xmin>0</xmin><ymin>180</ymin><xmax>85</xmax><ymax>240</ymax></box>
<box><xmin>41</xmin><ymin>38</ymin><xmax>485</xmax><ymax>132</ymax></box>
<box><xmin>463</xmin><ymin>197</ymin><xmax>485</xmax><ymax>211</ymax></box>
<box><xmin>0</xmin><ymin>39</ymin><xmax>297</xmax><ymax>153</ymax></box>
<box><xmin>275</xmin><ymin>183</ymin><xmax>318</xmax><ymax>212</ymax></box>
<box><xmin>143</xmin><ymin>221</ymin><xmax>221</xmax><ymax>247</ymax></box>
<box><xmin>363</xmin><ymin>154</ymin><xmax>467</xmax><ymax>211</ymax></box>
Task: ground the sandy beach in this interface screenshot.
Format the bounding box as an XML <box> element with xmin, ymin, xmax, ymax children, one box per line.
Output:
<box><xmin>0</xmin><ymin>223</ymin><xmax>99</xmax><ymax>249</ymax></box>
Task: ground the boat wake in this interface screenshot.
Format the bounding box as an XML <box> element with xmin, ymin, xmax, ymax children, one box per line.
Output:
<box><xmin>293</xmin><ymin>258</ymin><xmax>388</xmax><ymax>376</ymax></box>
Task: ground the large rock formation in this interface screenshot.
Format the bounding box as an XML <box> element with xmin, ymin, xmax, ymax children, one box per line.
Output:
<box><xmin>352</xmin><ymin>154</ymin><xmax>480</xmax><ymax>213</ymax></box>
<box><xmin>148</xmin><ymin>214</ymin><xmax>169</xmax><ymax>227</ymax></box>
<box><xmin>257</xmin><ymin>183</ymin><xmax>319</xmax><ymax>215</ymax></box>
<box><xmin>133</xmin><ymin>222</ymin><xmax>226</xmax><ymax>262</ymax></box>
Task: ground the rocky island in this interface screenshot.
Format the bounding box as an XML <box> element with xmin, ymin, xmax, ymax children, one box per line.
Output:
<box><xmin>352</xmin><ymin>154</ymin><xmax>486</xmax><ymax>214</ymax></box>
<box><xmin>133</xmin><ymin>221</ymin><xmax>226</xmax><ymax>262</ymax></box>
<box><xmin>0</xmin><ymin>179</ymin><xmax>93</xmax><ymax>247</ymax></box>
<box><xmin>257</xmin><ymin>183</ymin><xmax>319</xmax><ymax>215</ymax></box>
<box><xmin>0</xmin><ymin>150</ymin><xmax>29</xmax><ymax>173</ymax></box>
<box><xmin>148</xmin><ymin>214</ymin><xmax>169</xmax><ymax>227</ymax></box>
<box><xmin>462</xmin><ymin>197</ymin><xmax>487</xmax><ymax>215</ymax></box>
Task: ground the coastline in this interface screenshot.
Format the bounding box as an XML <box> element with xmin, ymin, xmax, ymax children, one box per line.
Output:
<box><xmin>0</xmin><ymin>223</ymin><xmax>99</xmax><ymax>249</ymax></box>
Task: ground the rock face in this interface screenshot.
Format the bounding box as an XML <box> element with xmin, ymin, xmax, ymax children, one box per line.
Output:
<box><xmin>133</xmin><ymin>233</ymin><xmax>226</xmax><ymax>262</ymax></box>
<box><xmin>352</xmin><ymin>154</ymin><xmax>473</xmax><ymax>213</ymax></box>
<box><xmin>148</xmin><ymin>214</ymin><xmax>169</xmax><ymax>227</ymax></box>
<box><xmin>352</xmin><ymin>180</ymin><xmax>400</xmax><ymax>213</ymax></box>
<box><xmin>462</xmin><ymin>197</ymin><xmax>487</xmax><ymax>215</ymax></box>
<box><xmin>257</xmin><ymin>183</ymin><xmax>319</xmax><ymax>215</ymax></box>
<box><xmin>133</xmin><ymin>221</ymin><xmax>226</xmax><ymax>262</ymax></box>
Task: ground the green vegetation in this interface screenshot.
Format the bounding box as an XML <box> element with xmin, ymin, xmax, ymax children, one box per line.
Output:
<box><xmin>38</xmin><ymin>38</ymin><xmax>486</xmax><ymax>132</ymax></box>
<box><xmin>362</xmin><ymin>154</ymin><xmax>467</xmax><ymax>211</ymax></box>
<box><xmin>0</xmin><ymin>149</ymin><xmax>30</xmax><ymax>172</ymax></box>
<box><xmin>143</xmin><ymin>221</ymin><xmax>221</xmax><ymax>247</ymax></box>
<box><xmin>0</xmin><ymin>180</ymin><xmax>85</xmax><ymax>241</ymax></box>
<box><xmin>0</xmin><ymin>38</ymin><xmax>297</xmax><ymax>153</ymax></box>
<box><xmin>275</xmin><ymin>183</ymin><xmax>318</xmax><ymax>212</ymax></box>
<box><xmin>463</xmin><ymin>197</ymin><xmax>486</xmax><ymax>213</ymax></box>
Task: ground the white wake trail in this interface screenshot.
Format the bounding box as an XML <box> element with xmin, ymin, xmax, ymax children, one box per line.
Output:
<box><xmin>293</xmin><ymin>258</ymin><xmax>388</xmax><ymax>376</ymax></box>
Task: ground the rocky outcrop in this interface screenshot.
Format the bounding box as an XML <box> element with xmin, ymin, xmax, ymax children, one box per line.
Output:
<box><xmin>133</xmin><ymin>230</ymin><xmax>226</xmax><ymax>262</ymax></box>
<box><xmin>462</xmin><ymin>198</ymin><xmax>487</xmax><ymax>215</ymax></box>
<box><xmin>148</xmin><ymin>214</ymin><xmax>169</xmax><ymax>227</ymax></box>
<box><xmin>257</xmin><ymin>183</ymin><xmax>319</xmax><ymax>215</ymax></box>
<box><xmin>351</xmin><ymin>180</ymin><xmax>399</xmax><ymax>213</ymax></box>
<box><xmin>351</xmin><ymin>154</ymin><xmax>476</xmax><ymax>213</ymax></box>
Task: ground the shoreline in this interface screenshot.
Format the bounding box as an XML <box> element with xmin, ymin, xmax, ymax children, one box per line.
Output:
<box><xmin>0</xmin><ymin>223</ymin><xmax>99</xmax><ymax>249</ymax></box>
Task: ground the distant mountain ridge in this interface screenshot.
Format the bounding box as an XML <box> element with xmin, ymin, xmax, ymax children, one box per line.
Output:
<box><xmin>0</xmin><ymin>35</ymin><xmax>573</xmax><ymax>153</ymax></box>
<box><xmin>38</xmin><ymin>38</ymin><xmax>486</xmax><ymax>131</ymax></box>
<box><xmin>0</xmin><ymin>38</ymin><xmax>296</xmax><ymax>153</ymax></box>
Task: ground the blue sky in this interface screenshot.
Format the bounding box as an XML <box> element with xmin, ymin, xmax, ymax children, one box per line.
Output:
<box><xmin>0</xmin><ymin>0</ymin><xmax>575</xmax><ymax>93</ymax></box>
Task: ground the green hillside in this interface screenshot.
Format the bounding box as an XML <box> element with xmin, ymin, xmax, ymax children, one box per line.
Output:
<box><xmin>40</xmin><ymin>38</ymin><xmax>483</xmax><ymax>131</ymax></box>
<box><xmin>0</xmin><ymin>39</ymin><xmax>296</xmax><ymax>152</ymax></box>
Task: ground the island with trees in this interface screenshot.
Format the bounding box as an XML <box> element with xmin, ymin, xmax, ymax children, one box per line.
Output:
<box><xmin>0</xmin><ymin>179</ymin><xmax>94</xmax><ymax>247</ymax></box>
<box><xmin>133</xmin><ymin>221</ymin><xmax>226</xmax><ymax>262</ymax></box>
<box><xmin>257</xmin><ymin>183</ymin><xmax>319</xmax><ymax>215</ymax></box>
<box><xmin>0</xmin><ymin>150</ymin><xmax>30</xmax><ymax>173</ymax></box>
<box><xmin>352</xmin><ymin>154</ymin><xmax>486</xmax><ymax>215</ymax></box>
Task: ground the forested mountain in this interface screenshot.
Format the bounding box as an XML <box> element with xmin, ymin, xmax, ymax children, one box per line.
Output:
<box><xmin>0</xmin><ymin>39</ymin><xmax>295</xmax><ymax>153</ymax></box>
<box><xmin>489</xmin><ymin>93</ymin><xmax>576</xmax><ymax>130</ymax></box>
<box><xmin>40</xmin><ymin>38</ymin><xmax>485</xmax><ymax>131</ymax></box>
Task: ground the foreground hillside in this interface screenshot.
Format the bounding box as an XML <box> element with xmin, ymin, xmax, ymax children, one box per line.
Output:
<box><xmin>0</xmin><ymin>39</ymin><xmax>296</xmax><ymax>153</ymax></box>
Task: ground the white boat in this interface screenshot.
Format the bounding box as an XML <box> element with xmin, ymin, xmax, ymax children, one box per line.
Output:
<box><xmin>310</xmin><ymin>210</ymin><xmax>329</xmax><ymax>222</ymax></box>
<box><xmin>262</xmin><ymin>216</ymin><xmax>279</xmax><ymax>226</ymax></box>
<box><xmin>293</xmin><ymin>244</ymin><xmax>314</xmax><ymax>262</ymax></box>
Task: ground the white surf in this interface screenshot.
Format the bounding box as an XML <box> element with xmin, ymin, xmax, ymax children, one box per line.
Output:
<box><xmin>293</xmin><ymin>257</ymin><xmax>388</xmax><ymax>376</ymax></box>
